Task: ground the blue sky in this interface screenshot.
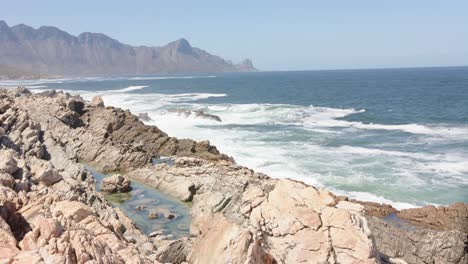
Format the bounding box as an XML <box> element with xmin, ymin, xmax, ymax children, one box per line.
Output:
<box><xmin>1</xmin><ymin>0</ymin><xmax>467</xmax><ymax>70</ymax></box>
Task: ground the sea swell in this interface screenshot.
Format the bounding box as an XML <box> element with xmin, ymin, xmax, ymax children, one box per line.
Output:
<box><xmin>11</xmin><ymin>78</ymin><xmax>468</xmax><ymax>209</ymax></box>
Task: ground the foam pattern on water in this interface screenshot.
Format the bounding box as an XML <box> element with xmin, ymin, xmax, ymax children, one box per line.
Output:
<box><xmin>9</xmin><ymin>70</ymin><xmax>468</xmax><ymax>209</ymax></box>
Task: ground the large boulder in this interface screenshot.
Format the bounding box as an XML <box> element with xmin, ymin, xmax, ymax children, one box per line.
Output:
<box><xmin>369</xmin><ymin>216</ymin><xmax>467</xmax><ymax>264</ymax></box>
<box><xmin>91</xmin><ymin>95</ymin><xmax>104</xmax><ymax>107</ymax></box>
<box><xmin>0</xmin><ymin>173</ymin><xmax>15</xmax><ymax>188</ymax></box>
<box><xmin>137</xmin><ymin>112</ymin><xmax>152</xmax><ymax>122</ymax></box>
<box><xmin>29</xmin><ymin>158</ymin><xmax>62</xmax><ymax>186</ymax></box>
<box><xmin>397</xmin><ymin>203</ymin><xmax>468</xmax><ymax>233</ymax></box>
<box><xmin>101</xmin><ymin>174</ymin><xmax>132</xmax><ymax>193</ymax></box>
<box><xmin>0</xmin><ymin>149</ymin><xmax>18</xmax><ymax>175</ymax></box>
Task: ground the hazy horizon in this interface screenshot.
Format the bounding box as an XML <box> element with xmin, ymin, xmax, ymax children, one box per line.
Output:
<box><xmin>1</xmin><ymin>0</ymin><xmax>467</xmax><ymax>71</ymax></box>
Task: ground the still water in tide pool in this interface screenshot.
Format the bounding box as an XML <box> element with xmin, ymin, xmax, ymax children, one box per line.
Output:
<box><xmin>86</xmin><ymin>166</ymin><xmax>191</xmax><ymax>238</ymax></box>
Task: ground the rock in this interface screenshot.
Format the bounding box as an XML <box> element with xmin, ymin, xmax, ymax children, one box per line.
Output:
<box><xmin>369</xmin><ymin>216</ymin><xmax>467</xmax><ymax>264</ymax></box>
<box><xmin>168</xmin><ymin>108</ymin><xmax>222</xmax><ymax>122</ymax></box>
<box><xmin>155</xmin><ymin>238</ymin><xmax>192</xmax><ymax>263</ymax></box>
<box><xmin>167</xmin><ymin>214</ymin><xmax>175</xmax><ymax>220</ymax></box>
<box><xmin>137</xmin><ymin>112</ymin><xmax>152</xmax><ymax>122</ymax></box>
<box><xmin>397</xmin><ymin>203</ymin><xmax>468</xmax><ymax>233</ymax></box>
<box><xmin>101</xmin><ymin>174</ymin><xmax>132</xmax><ymax>193</ymax></box>
<box><xmin>193</xmin><ymin>110</ymin><xmax>222</xmax><ymax>122</ymax></box>
<box><xmin>0</xmin><ymin>173</ymin><xmax>15</xmax><ymax>188</ymax></box>
<box><xmin>0</xmin><ymin>216</ymin><xmax>19</xmax><ymax>260</ymax></box>
<box><xmin>29</xmin><ymin>158</ymin><xmax>62</xmax><ymax>186</ymax></box>
<box><xmin>135</xmin><ymin>205</ymin><xmax>145</xmax><ymax>211</ymax></box>
<box><xmin>0</xmin><ymin>88</ymin><xmax>158</xmax><ymax>263</ymax></box>
<box><xmin>188</xmin><ymin>213</ymin><xmax>273</xmax><ymax>263</ymax></box>
<box><xmin>132</xmin><ymin>158</ymin><xmax>380</xmax><ymax>263</ymax></box>
<box><xmin>67</xmin><ymin>99</ymin><xmax>85</xmax><ymax>115</ymax></box>
<box><xmin>0</xmin><ymin>149</ymin><xmax>18</xmax><ymax>175</ymax></box>
<box><xmin>149</xmin><ymin>230</ymin><xmax>164</xmax><ymax>237</ymax></box>
<box><xmin>148</xmin><ymin>212</ymin><xmax>159</xmax><ymax>219</ymax></box>
<box><xmin>350</xmin><ymin>199</ymin><xmax>399</xmax><ymax>218</ymax></box>
<box><xmin>91</xmin><ymin>95</ymin><xmax>104</xmax><ymax>107</ymax></box>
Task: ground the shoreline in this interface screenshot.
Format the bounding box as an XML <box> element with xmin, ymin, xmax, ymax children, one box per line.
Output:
<box><xmin>0</xmin><ymin>87</ymin><xmax>466</xmax><ymax>263</ymax></box>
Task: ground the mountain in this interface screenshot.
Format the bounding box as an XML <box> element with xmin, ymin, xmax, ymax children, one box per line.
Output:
<box><xmin>0</xmin><ymin>20</ymin><xmax>257</xmax><ymax>76</ymax></box>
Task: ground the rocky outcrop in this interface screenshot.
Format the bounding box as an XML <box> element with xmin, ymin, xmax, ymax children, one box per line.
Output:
<box><xmin>168</xmin><ymin>108</ymin><xmax>222</xmax><ymax>122</ymax></box>
<box><xmin>1</xmin><ymin>87</ymin><xmax>466</xmax><ymax>264</ymax></box>
<box><xmin>101</xmin><ymin>174</ymin><xmax>132</xmax><ymax>193</ymax></box>
<box><xmin>12</xmin><ymin>88</ymin><xmax>230</xmax><ymax>173</ymax></box>
<box><xmin>0</xmin><ymin>89</ymin><xmax>159</xmax><ymax>263</ymax></box>
<box><xmin>368</xmin><ymin>217</ymin><xmax>467</xmax><ymax>264</ymax></box>
<box><xmin>397</xmin><ymin>203</ymin><xmax>468</xmax><ymax>233</ymax></box>
<box><xmin>128</xmin><ymin>157</ymin><xmax>380</xmax><ymax>263</ymax></box>
<box><xmin>352</xmin><ymin>200</ymin><xmax>468</xmax><ymax>264</ymax></box>
<box><xmin>91</xmin><ymin>95</ymin><xmax>104</xmax><ymax>107</ymax></box>
<box><xmin>138</xmin><ymin>112</ymin><xmax>153</xmax><ymax>122</ymax></box>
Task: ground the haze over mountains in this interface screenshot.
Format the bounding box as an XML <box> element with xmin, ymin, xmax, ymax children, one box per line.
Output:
<box><xmin>0</xmin><ymin>20</ymin><xmax>257</xmax><ymax>77</ymax></box>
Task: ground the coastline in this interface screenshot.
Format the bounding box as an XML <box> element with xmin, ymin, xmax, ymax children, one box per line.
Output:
<box><xmin>0</xmin><ymin>87</ymin><xmax>466</xmax><ymax>263</ymax></box>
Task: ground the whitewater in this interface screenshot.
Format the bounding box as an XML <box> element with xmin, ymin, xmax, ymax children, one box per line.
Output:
<box><xmin>2</xmin><ymin>68</ymin><xmax>467</xmax><ymax>209</ymax></box>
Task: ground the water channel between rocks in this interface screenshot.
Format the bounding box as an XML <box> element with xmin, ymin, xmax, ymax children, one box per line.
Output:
<box><xmin>85</xmin><ymin>164</ymin><xmax>191</xmax><ymax>239</ymax></box>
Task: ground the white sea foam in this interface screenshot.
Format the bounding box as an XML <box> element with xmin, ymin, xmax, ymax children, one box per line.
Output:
<box><xmin>112</xmin><ymin>86</ymin><xmax>149</xmax><ymax>92</ymax></box>
<box><xmin>25</xmin><ymin>85</ymin><xmax>48</xmax><ymax>89</ymax></box>
<box><xmin>128</xmin><ymin>75</ymin><xmax>216</xmax><ymax>80</ymax></box>
<box><xmin>344</xmin><ymin>191</ymin><xmax>421</xmax><ymax>210</ymax></box>
<box><xmin>334</xmin><ymin>146</ymin><xmax>444</xmax><ymax>160</ymax></box>
<box><xmin>23</xmin><ymin>84</ymin><xmax>468</xmax><ymax>208</ymax></box>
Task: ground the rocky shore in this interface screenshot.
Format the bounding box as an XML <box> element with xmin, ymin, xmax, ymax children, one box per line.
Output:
<box><xmin>0</xmin><ymin>87</ymin><xmax>466</xmax><ymax>264</ymax></box>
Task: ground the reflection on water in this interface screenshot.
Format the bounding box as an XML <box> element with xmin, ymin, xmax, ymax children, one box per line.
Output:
<box><xmin>86</xmin><ymin>165</ymin><xmax>191</xmax><ymax>238</ymax></box>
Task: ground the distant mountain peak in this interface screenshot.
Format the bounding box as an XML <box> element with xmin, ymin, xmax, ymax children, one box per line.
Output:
<box><xmin>0</xmin><ymin>20</ymin><xmax>10</xmax><ymax>32</ymax></box>
<box><xmin>36</xmin><ymin>25</ymin><xmax>73</xmax><ymax>40</ymax></box>
<box><xmin>169</xmin><ymin>38</ymin><xmax>193</xmax><ymax>54</ymax></box>
<box><xmin>0</xmin><ymin>20</ymin><xmax>8</xmax><ymax>28</ymax></box>
<box><xmin>0</xmin><ymin>20</ymin><xmax>258</xmax><ymax>75</ymax></box>
<box><xmin>235</xmin><ymin>59</ymin><xmax>257</xmax><ymax>72</ymax></box>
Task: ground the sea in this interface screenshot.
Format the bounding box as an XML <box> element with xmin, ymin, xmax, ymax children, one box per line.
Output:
<box><xmin>3</xmin><ymin>66</ymin><xmax>468</xmax><ymax>209</ymax></box>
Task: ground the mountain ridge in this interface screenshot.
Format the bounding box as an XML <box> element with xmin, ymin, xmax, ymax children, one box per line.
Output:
<box><xmin>0</xmin><ymin>20</ymin><xmax>257</xmax><ymax>76</ymax></box>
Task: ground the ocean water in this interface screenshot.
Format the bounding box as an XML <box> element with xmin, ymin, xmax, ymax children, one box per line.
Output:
<box><xmin>4</xmin><ymin>67</ymin><xmax>468</xmax><ymax>209</ymax></box>
<box><xmin>87</xmin><ymin>165</ymin><xmax>190</xmax><ymax>237</ymax></box>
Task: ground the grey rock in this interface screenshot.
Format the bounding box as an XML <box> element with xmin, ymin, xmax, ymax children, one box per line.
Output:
<box><xmin>168</xmin><ymin>108</ymin><xmax>222</xmax><ymax>122</ymax></box>
<box><xmin>137</xmin><ymin>112</ymin><xmax>152</xmax><ymax>122</ymax></box>
<box><xmin>369</xmin><ymin>216</ymin><xmax>467</xmax><ymax>264</ymax></box>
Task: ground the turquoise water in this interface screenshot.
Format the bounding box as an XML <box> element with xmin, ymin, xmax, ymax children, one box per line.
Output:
<box><xmin>86</xmin><ymin>166</ymin><xmax>191</xmax><ymax>238</ymax></box>
<box><xmin>6</xmin><ymin>67</ymin><xmax>468</xmax><ymax>208</ymax></box>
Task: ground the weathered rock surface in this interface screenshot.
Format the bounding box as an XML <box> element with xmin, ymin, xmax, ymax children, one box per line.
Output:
<box><xmin>397</xmin><ymin>203</ymin><xmax>468</xmax><ymax>233</ymax></box>
<box><xmin>368</xmin><ymin>217</ymin><xmax>467</xmax><ymax>264</ymax></box>
<box><xmin>101</xmin><ymin>174</ymin><xmax>132</xmax><ymax>193</ymax></box>
<box><xmin>168</xmin><ymin>108</ymin><xmax>222</xmax><ymax>122</ymax></box>
<box><xmin>0</xmin><ymin>88</ymin><xmax>159</xmax><ymax>263</ymax></box>
<box><xmin>138</xmin><ymin>112</ymin><xmax>153</xmax><ymax>122</ymax></box>
<box><xmin>353</xmin><ymin>200</ymin><xmax>468</xmax><ymax>264</ymax></box>
<box><xmin>91</xmin><ymin>95</ymin><xmax>104</xmax><ymax>107</ymax></box>
<box><xmin>1</xmin><ymin>87</ymin><xmax>466</xmax><ymax>264</ymax></box>
<box><xmin>11</xmin><ymin>88</ymin><xmax>230</xmax><ymax>173</ymax></box>
<box><xmin>128</xmin><ymin>157</ymin><xmax>380</xmax><ymax>263</ymax></box>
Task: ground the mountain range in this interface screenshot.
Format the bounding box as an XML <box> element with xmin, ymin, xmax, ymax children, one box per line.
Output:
<box><xmin>0</xmin><ymin>20</ymin><xmax>257</xmax><ymax>77</ymax></box>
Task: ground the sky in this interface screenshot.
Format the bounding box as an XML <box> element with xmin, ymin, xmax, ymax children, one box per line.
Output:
<box><xmin>1</xmin><ymin>0</ymin><xmax>467</xmax><ymax>71</ymax></box>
